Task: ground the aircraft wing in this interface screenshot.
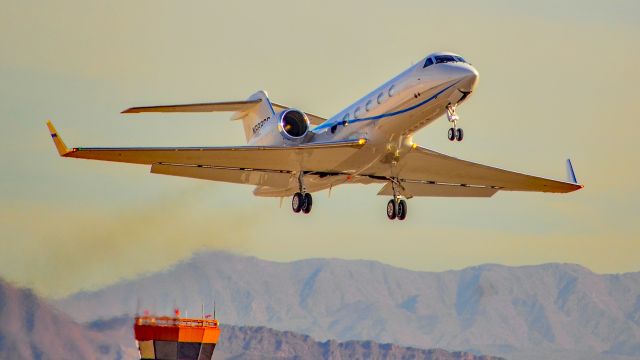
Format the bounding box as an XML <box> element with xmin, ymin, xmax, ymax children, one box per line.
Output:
<box><xmin>382</xmin><ymin>145</ymin><xmax>582</xmax><ymax>196</ymax></box>
<box><xmin>47</xmin><ymin>121</ymin><xmax>365</xmax><ymax>174</ymax></box>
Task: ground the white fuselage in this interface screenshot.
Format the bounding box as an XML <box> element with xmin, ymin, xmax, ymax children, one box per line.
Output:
<box><xmin>314</xmin><ymin>54</ymin><xmax>477</xmax><ymax>143</ymax></box>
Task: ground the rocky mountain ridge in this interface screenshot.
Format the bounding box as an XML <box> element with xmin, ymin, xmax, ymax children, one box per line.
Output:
<box><xmin>56</xmin><ymin>252</ymin><xmax>640</xmax><ymax>359</ymax></box>
<box><xmin>88</xmin><ymin>315</ymin><xmax>505</xmax><ymax>360</ymax></box>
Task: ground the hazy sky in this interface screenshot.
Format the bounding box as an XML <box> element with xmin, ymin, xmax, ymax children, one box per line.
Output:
<box><xmin>1</xmin><ymin>0</ymin><xmax>639</xmax><ymax>298</ymax></box>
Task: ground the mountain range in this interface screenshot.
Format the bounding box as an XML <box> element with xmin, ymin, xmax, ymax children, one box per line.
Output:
<box><xmin>56</xmin><ymin>251</ymin><xmax>640</xmax><ymax>360</ymax></box>
<box><xmin>0</xmin><ymin>278</ymin><xmax>499</xmax><ymax>359</ymax></box>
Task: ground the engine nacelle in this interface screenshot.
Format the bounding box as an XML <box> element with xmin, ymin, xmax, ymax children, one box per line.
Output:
<box><xmin>278</xmin><ymin>109</ymin><xmax>310</xmax><ymax>143</ymax></box>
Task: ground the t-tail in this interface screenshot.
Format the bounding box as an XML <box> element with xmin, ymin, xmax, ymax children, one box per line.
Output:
<box><xmin>231</xmin><ymin>90</ymin><xmax>277</xmax><ymax>142</ymax></box>
<box><xmin>120</xmin><ymin>90</ymin><xmax>288</xmax><ymax>144</ymax></box>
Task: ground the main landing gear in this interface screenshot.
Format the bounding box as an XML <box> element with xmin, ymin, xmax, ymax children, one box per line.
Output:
<box><xmin>291</xmin><ymin>172</ymin><xmax>313</xmax><ymax>214</ymax></box>
<box><xmin>292</xmin><ymin>192</ymin><xmax>312</xmax><ymax>214</ymax></box>
<box><xmin>386</xmin><ymin>198</ymin><xmax>407</xmax><ymax>220</ymax></box>
<box><xmin>446</xmin><ymin>104</ymin><xmax>464</xmax><ymax>142</ymax></box>
<box><xmin>386</xmin><ymin>179</ymin><xmax>407</xmax><ymax>221</ymax></box>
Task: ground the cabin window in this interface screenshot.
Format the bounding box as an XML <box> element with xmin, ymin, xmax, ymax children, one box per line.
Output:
<box><xmin>376</xmin><ymin>92</ymin><xmax>384</xmax><ymax>104</ymax></box>
<box><xmin>388</xmin><ymin>85</ymin><xmax>396</xmax><ymax>97</ymax></box>
<box><xmin>365</xmin><ymin>99</ymin><xmax>373</xmax><ymax>112</ymax></box>
<box><xmin>342</xmin><ymin>113</ymin><xmax>350</xmax><ymax>125</ymax></box>
<box><xmin>353</xmin><ymin>106</ymin><xmax>362</xmax><ymax>119</ymax></box>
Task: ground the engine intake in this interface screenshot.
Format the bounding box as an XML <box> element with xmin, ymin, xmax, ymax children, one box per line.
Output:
<box><xmin>279</xmin><ymin>109</ymin><xmax>309</xmax><ymax>141</ymax></box>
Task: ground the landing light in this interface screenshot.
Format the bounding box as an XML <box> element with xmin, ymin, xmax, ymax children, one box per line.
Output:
<box><xmin>358</xmin><ymin>138</ymin><xmax>367</xmax><ymax>145</ymax></box>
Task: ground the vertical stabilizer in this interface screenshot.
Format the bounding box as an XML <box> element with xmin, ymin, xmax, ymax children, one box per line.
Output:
<box><xmin>232</xmin><ymin>90</ymin><xmax>276</xmax><ymax>142</ymax></box>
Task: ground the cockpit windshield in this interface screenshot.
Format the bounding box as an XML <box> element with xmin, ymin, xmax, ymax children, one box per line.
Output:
<box><xmin>423</xmin><ymin>55</ymin><xmax>467</xmax><ymax>68</ymax></box>
<box><xmin>423</xmin><ymin>57</ymin><xmax>434</xmax><ymax>68</ymax></box>
<box><xmin>435</xmin><ymin>55</ymin><xmax>457</xmax><ymax>64</ymax></box>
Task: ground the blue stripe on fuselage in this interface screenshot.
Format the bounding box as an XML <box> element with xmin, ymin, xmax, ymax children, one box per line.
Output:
<box><xmin>314</xmin><ymin>81</ymin><xmax>459</xmax><ymax>131</ymax></box>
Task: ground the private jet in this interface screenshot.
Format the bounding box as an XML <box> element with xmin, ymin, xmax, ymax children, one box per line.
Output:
<box><xmin>47</xmin><ymin>52</ymin><xmax>583</xmax><ymax>221</ymax></box>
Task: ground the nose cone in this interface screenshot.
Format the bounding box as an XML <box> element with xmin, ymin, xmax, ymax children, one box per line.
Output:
<box><xmin>439</xmin><ymin>62</ymin><xmax>478</xmax><ymax>91</ymax></box>
<box><xmin>457</xmin><ymin>65</ymin><xmax>479</xmax><ymax>92</ymax></box>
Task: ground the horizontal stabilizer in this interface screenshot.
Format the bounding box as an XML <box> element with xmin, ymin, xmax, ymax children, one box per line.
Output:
<box><xmin>121</xmin><ymin>100</ymin><xmax>262</xmax><ymax>114</ymax></box>
<box><xmin>121</xmin><ymin>98</ymin><xmax>328</xmax><ymax>126</ymax></box>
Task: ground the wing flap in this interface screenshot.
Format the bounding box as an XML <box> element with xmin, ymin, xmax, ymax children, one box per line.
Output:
<box><xmin>393</xmin><ymin>146</ymin><xmax>582</xmax><ymax>193</ymax></box>
<box><xmin>151</xmin><ymin>164</ymin><xmax>293</xmax><ymax>188</ymax></box>
<box><xmin>377</xmin><ymin>182</ymin><xmax>498</xmax><ymax>198</ymax></box>
<box><xmin>121</xmin><ymin>100</ymin><xmax>262</xmax><ymax>114</ymax></box>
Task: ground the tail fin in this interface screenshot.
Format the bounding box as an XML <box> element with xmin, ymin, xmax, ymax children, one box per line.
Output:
<box><xmin>232</xmin><ymin>90</ymin><xmax>276</xmax><ymax>142</ymax></box>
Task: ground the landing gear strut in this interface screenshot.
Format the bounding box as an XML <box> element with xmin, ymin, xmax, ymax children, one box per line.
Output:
<box><xmin>446</xmin><ymin>104</ymin><xmax>463</xmax><ymax>142</ymax></box>
<box><xmin>291</xmin><ymin>172</ymin><xmax>313</xmax><ymax>214</ymax></box>
<box><xmin>386</xmin><ymin>179</ymin><xmax>408</xmax><ymax>221</ymax></box>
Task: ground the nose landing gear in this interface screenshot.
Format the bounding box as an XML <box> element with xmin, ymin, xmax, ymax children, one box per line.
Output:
<box><xmin>446</xmin><ymin>104</ymin><xmax>464</xmax><ymax>142</ymax></box>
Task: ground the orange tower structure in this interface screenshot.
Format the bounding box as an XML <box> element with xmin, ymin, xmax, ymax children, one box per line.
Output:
<box><xmin>133</xmin><ymin>312</ymin><xmax>220</xmax><ymax>360</ymax></box>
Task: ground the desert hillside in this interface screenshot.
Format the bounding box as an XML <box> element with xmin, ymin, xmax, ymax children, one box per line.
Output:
<box><xmin>0</xmin><ymin>278</ymin><xmax>128</xmax><ymax>359</ymax></box>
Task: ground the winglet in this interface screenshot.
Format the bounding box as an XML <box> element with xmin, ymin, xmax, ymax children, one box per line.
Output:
<box><xmin>566</xmin><ymin>159</ymin><xmax>579</xmax><ymax>184</ymax></box>
<box><xmin>46</xmin><ymin>120</ymin><xmax>72</xmax><ymax>156</ymax></box>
